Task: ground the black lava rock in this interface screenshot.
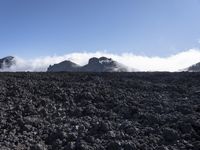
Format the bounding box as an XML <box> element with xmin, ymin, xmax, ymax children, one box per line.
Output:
<box><xmin>162</xmin><ymin>127</ymin><xmax>178</xmax><ymax>142</ymax></box>
<box><xmin>0</xmin><ymin>72</ymin><xmax>199</xmax><ymax>150</ymax></box>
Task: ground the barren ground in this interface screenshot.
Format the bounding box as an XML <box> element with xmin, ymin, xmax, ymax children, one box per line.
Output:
<box><xmin>0</xmin><ymin>72</ymin><xmax>200</xmax><ymax>150</ymax></box>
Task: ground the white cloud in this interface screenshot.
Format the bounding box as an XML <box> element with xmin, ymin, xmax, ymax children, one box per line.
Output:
<box><xmin>1</xmin><ymin>48</ymin><xmax>200</xmax><ymax>72</ymax></box>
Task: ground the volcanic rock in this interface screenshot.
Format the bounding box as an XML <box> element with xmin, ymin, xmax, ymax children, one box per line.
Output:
<box><xmin>162</xmin><ymin>127</ymin><xmax>178</xmax><ymax>142</ymax></box>
<box><xmin>0</xmin><ymin>72</ymin><xmax>199</xmax><ymax>149</ymax></box>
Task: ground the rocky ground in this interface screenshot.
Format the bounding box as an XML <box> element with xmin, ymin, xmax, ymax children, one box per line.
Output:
<box><xmin>0</xmin><ymin>72</ymin><xmax>199</xmax><ymax>150</ymax></box>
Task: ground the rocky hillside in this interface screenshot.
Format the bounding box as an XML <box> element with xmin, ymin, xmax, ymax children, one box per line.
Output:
<box><xmin>47</xmin><ymin>57</ymin><xmax>128</xmax><ymax>72</ymax></box>
<box><xmin>0</xmin><ymin>72</ymin><xmax>199</xmax><ymax>150</ymax></box>
<box><xmin>47</xmin><ymin>61</ymin><xmax>80</xmax><ymax>72</ymax></box>
<box><xmin>187</xmin><ymin>62</ymin><xmax>200</xmax><ymax>72</ymax></box>
<box><xmin>0</xmin><ymin>56</ymin><xmax>15</xmax><ymax>69</ymax></box>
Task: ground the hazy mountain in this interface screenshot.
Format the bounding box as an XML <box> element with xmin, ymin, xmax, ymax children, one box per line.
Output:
<box><xmin>47</xmin><ymin>57</ymin><xmax>128</xmax><ymax>72</ymax></box>
<box><xmin>81</xmin><ymin>57</ymin><xmax>127</xmax><ymax>72</ymax></box>
<box><xmin>187</xmin><ymin>62</ymin><xmax>200</xmax><ymax>72</ymax></box>
<box><xmin>47</xmin><ymin>60</ymin><xmax>80</xmax><ymax>72</ymax></box>
<box><xmin>0</xmin><ymin>56</ymin><xmax>15</xmax><ymax>69</ymax></box>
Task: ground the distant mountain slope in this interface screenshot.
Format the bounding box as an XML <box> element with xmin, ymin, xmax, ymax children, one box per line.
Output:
<box><xmin>47</xmin><ymin>60</ymin><xmax>80</xmax><ymax>72</ymax></box>
<box><xmin>81</xmin><ymin>57</ymin><xmax>127</xmax><ymax>72</ymax></box>
<box><xmin>187</xmin><ymin>62</ymin><xmax>200</xmax><ymax>72</ymax></box>
<box><xmin>0</xmin><ymin>56</ymin><xmax>15</xmax><ymax>69</ymax></box>
<box><xmin>47</xmin><ymin>57</ymin><xmax>128</xmax><ymax>72</ymax></box>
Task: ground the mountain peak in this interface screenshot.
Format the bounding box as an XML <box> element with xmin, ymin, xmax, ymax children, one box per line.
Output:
<box><xmin>3</xmin><ymin>56</ymin><xmax>14</xmax><ymax>60</ymax></box>
<box><xmin>0</xmin><ymin>56</ymin><xmax>15</xmax><ymax>69</ymax></box>
<box><xmin>88</xmin><ymin>57</ymin><xmax>113</xmax><ymax>65</ymax></box>
<box><xmin>47</xmin><ymin>57</ymin><xmax>128</xmax><ymax>72</ymax></box>
<box><xmin>88</xmin><ymin>57</ymin><xmax>99</xmax><ymax>64</ymax></box>
<box><xmin>47</xmin><ymin>60</ymin><xmax>80</xmax><ymax>72</ymax></box>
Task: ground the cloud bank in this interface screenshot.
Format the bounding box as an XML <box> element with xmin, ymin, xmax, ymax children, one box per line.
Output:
<box><xmin>2</xmin><ymin>48</ymin><xmax>200</xmax><ymax>72</ymax></box>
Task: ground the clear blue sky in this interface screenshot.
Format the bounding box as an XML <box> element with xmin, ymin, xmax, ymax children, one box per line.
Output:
<box><xmin>1</xmin><ymin>0</ymin><xmax>200</xmax><ymax>58</ymax></box>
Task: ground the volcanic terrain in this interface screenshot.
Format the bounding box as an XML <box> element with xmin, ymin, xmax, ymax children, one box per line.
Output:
<box><xmin>0</xmin><ymin>72</ymin><xmax>199</xmax><ymax>150</ymax></box>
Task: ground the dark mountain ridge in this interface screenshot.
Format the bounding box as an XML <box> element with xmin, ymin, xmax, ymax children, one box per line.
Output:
<box><xmin>0</xmin><ymin>56</ymin><xmax>15</xmax><ymax>69</ymax></box>
<box><xmin>47</xmin><ymin>57</ymin><xmax>128</xmax><ymax>72</ymax></box>
<box><xmin>47</xmin><ymin>60</ymin><xmax>80</xmax><ymax>72</ymax></box>
<box><xmin>187</xmin><ymin>62</ymin><xmax>200</xmax><ymax>72</ymax></box>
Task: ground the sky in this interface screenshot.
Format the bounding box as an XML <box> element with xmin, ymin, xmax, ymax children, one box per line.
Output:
<box><xmin>1</xmin><ymin>0</ymin><xmax>200</xmax><ymax>59</ymax></box>
<box><xmin>1</xmin><ymin>0</ymin><xmax>200</xmax><ymax>71</ymax></box>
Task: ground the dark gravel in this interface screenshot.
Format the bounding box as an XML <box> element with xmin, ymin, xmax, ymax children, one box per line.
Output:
<box><xmin>0</xmin><ymin>72</ymin><xmax>200</xmax><ymax>150</ymax></box>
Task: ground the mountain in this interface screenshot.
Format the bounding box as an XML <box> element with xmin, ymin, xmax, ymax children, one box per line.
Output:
<box><xmin>81</xmin><ymin>57</ymin><xmax>127</xmax><ymax>72</ymax></box>
<box><xmin>47</xmin><ymin>60</ymin><xmax>80</xmax><ymax>72</ymax></box>
<box><xmin>186</xmin><ymin>62</ymin><xmax>200</xmax><ymax>72</ymax></box>
<box><xmin>47</xmin><ymin>57</ymin><xmax>128</xmax><ymax>72</ymax></box>
<box><xmin>0</xmin><ymin>56</ymin><xmax>15</xmax><ymax>69</ymax></box>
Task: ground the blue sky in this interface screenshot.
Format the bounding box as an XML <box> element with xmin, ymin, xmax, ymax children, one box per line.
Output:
<box><xmin>1</xmin><ymin>0</ymin><xmax>200</xmax><ymax>58</ymax></box>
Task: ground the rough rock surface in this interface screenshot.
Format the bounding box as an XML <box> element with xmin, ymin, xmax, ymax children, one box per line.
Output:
<box><xmin>0</xmin><ymin>72</ymin><xmax>199</xmax><ymax>150</ymax></box>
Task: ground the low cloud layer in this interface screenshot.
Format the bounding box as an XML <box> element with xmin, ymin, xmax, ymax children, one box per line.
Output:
<box><xmin>2</xmin><ymin>48</ymin><xmax>200</xmax><ymax>72</ymax></box>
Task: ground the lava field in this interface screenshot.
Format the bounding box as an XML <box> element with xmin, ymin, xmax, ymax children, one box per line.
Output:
<box><xmin>0</xmin><ymin>72</ymin><xmax>200</xmax><ymax>150</ymax></box>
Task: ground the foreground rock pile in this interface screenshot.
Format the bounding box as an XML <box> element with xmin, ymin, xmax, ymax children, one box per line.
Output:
<box><xmin>0</xmin><ymin>72</ymin><xmax>199</xmax><ymax>150</ymax></box>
